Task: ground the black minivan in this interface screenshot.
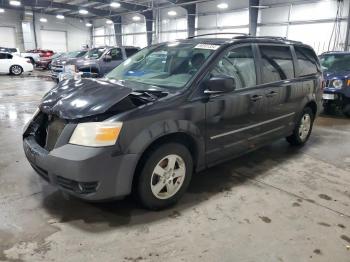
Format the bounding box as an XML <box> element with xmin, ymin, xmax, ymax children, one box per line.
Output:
<box><xmin>23</xmin><ymin>35</ymin><xmax>323</xmax><ymax>210</ymax></box>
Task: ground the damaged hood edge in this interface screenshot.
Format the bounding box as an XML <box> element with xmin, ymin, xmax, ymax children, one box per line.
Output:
<box><xmin>40</xmin><ymin>78</ymin><xmax>133</xmax><ymax>120</ymax></box>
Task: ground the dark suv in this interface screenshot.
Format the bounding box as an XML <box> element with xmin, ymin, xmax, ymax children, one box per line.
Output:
<box><xmin>319</xmin><ymin>51</ymin><xmax>350</xmax><ymax>117</ymax></box>
<box><xmin>23</xmin><ymin>35</ymin><xmax>322</xmax><ymax>210</ymax></box>
<box><xmin>75</xmin><ymin>46</ymin><xmax>140</xmax><ymax>78</ymax></box>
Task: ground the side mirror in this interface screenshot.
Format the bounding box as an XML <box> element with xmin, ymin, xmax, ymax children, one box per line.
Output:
<box><xmin>104</xmin><ymin>55</ymin><xmax>112</xmax><ymax>62</ymax></box>
<box><xmin>204</xmin><ymin>76</ymin><xmax>236</xmax><ymax>95</ymax></box>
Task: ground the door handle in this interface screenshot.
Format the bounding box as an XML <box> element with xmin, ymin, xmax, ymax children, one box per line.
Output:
<box><xmin>266</xmin><ymin>91</ymin><xmax>278</xmax><ymax>97</ymax></box>
<box><xmin>204</xmin><ymin>89</ymin><xmax>224</xmax><ymax>95</ymax></box>
<box><xmin>250</xmin><ymin>95</ymin><xmax>263</xmax><ymax>102</ymax></box>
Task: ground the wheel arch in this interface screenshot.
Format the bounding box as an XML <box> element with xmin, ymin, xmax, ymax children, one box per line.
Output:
<box><xmin>125</xmin><ymin>120</ymin><xmax>206</xmax><ymax>192</ymax></box>
<box><xmin>305</xmin><ymin>100</ymin><xmax>318</xmax><ymax>117</ymax></box>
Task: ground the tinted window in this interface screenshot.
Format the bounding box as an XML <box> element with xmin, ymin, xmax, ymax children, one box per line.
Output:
<box><xmin>6</xmin><ymin>54</ymin><xmax>13</xmax><ymax>59</ymax></box>
<box><xmin>295</xmin><ymin>46</ymin><xmax>319</xmax><ymax>76</ymax></box>
<box><xmin>125</xmin><ymin>48</ymin><xmax>139</xmax><ymax>57</ymax></box>
<box><xmin>211</xmin><ymin>46</ymin><xmax>256</xmax><ymax>89</ymax></box>
<box><xmin>9</xmin><ymin>48</ymin><xmax>17</xmax><ymax>53</ymax></box>
<box><xmin>259</xmin><ymin>45</ymin><xmax>294</xmax><ymax>83</ymax></box>
<box><xmin>0</xmin><ymin>53</ymin><xmax>7</xmax><ymax>59</ymax></box>
<box><xmin>109</xmin><ymin>48</ymin><xmax>123</xmax><ymax>60</ymax></box>
<box><xmin>86</xmin><ymin>48</ymin><xmax>106</xmax><ymax>59</ymax></box>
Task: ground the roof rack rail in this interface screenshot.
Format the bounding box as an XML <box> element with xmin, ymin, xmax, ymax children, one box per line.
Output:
<box><xmin>187</xmin><ymin>32</ymin><xmax>248</xmax><ymax>39</ymax></box>
<box><xmin>234</xmin><ymin>35</ymin><xmax>302</xmax><ymax>43</ymax></box>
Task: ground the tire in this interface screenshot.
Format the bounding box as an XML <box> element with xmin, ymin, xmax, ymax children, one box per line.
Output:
<box><xmin>286</xmin><ymin>107</ymin><xmax>314</xmax><ymax>146</ymax></box>
<box><xmin>323</xmin><ymin>104</ymin><xmax>334</xmax><ymax>115</ymax></box>
<box><xmin>10</xmin><ymin>65</ymin><xmax>23</xmax><ymax>76</ymax></box>
<box><xmin>135</xmin><ymin>143</ymin><xmax>193</xmax><ymax>210</ymax></box>
<box><xmin>343</xmin><ymin>104</ymin><xmax>350</xmax><ymax>118</ymax></box>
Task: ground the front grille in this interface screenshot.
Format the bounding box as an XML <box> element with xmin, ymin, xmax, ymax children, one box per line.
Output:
<box><xmin>51</xmin><ymin>65</ymin><xmax>63</xmax><ymax>74</ymax></box>
<box><xmin>57</xmin><ymin>176</ymin><xmax>98</xmax><ymax>194</ymax></box>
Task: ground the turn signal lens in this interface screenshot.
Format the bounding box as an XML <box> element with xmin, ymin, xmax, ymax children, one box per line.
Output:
<box><xmin>95</xmin><ymin>126</ymin><xmax>121</xmax><ymax>141</ymax></box>
<box><xmin>347</xmin><ymin>79</ymin><xmax>350</xmax><ymax>86</ymax></box>
<box><xmin>69</xmin><ymin>122</ymin><xmax>123</xmax><ymax>147</ymax></box>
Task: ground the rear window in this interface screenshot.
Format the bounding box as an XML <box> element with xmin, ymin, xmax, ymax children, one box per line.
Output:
<box><xmin>259</xmin><ymin>45</ymin><xmax>294</xmax><ymax>83</ymax></box>
<box><xmin>125</xmin><ymin>48</ymin><xmax>139</xmax><ymax>57</ymax></box>
<box><xmin>295</xmin><ymin>46</ymin><xmax>319</xmax><ymax>76</ymax></box>
<box><xmin>8</xmin><ymin>48</ymin><xmax>17</xmax><ymax>53</ymax></box>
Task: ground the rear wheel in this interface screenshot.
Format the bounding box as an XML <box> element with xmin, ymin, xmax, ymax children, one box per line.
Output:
<box><xmin>286</xmin><ymin>107</ymin><xmax>314</xmax><ymax>146</ymax></box>
<box><xmin>135</xmin><ymin>143</ymin><xmax>193</xmax><ymax>210</ymax></box>
<box><xmin>10</xmin><ymin>65</ymin><xmax>23</xmax><ymax>76</ymax></box>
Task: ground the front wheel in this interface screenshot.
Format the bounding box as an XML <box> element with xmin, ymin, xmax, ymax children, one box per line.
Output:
<box><xmin>135</xmin><ymin>143</ymin><xmax>193</xmax><ymax>210</ymax></box>
<box><xmin>10</xmin><ymin>65</ymin><xmax>23</xmax><ymax>76</ymax></box>
<box><xmin>286</xmin><ymin>107</ymin><xmax>314</xmax><ymax>146</ymax></box>
<box><xmin>343</xmin><ymin>103</ymin><xmax>350</xmax><ymax>118</ymax></box>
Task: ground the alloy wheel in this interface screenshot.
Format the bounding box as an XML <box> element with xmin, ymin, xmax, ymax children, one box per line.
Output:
<box><xmin>11</xmin><ymin>66</ymin><xmax>22</xmax><ymax>75</ymax></box>
<box><xmin>150</xmin><ymin>154</ymin><xmax>186</xmax><ymax>200</ymax></box>
<box><xmin>299</xmin><ymin>113</ymin><xmax>311</xmax><ymax>141</ymax></box>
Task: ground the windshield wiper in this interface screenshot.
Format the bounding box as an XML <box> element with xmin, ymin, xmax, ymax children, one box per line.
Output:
<box><xmin>131</xmin><ymin>90</ymin><xmax>168</xmax><ymax>101</ymax></box>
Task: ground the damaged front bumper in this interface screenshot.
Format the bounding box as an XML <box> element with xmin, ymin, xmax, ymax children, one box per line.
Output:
<box><xmin>23</xmin><ymin>114</ymin><xmax>139</xmax><ymax>201</ymax></box>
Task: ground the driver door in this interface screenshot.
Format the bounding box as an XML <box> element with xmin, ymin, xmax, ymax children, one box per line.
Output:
<box><xmin>205</xmin><ymin>45</ymin><xmax>268</xmax><ymax>165</ymax></box>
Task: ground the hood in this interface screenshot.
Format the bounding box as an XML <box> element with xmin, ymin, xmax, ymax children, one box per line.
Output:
<box><xmin>40</xmin><ymin>78</ymin><xmax>133</xmax><ymax>120</ymax></box>
<box><xmin>323</xmin><ymin>70</ymin><xmax>350</xmax><ymax>79</ymax></box>
<box><xmin>75</xmin><ymin>58</ymin><xmax>97</xmax><ymax>67</ymax></box>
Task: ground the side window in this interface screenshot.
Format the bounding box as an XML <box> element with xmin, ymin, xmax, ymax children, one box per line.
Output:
<box><xmin>259</xmin><ymin>45</ymin><xmax>294</xmax><ymax>83</ymax></box>
<box><xmin>211</xmin><ymin>46</ymin><xmax>256</xmax><ymax>89</ymax></box>
<box><xmin>6</xmin><ymin>54</ymin><xmax>13</xmax><ymax>59</ymax></box>
<box><xmin>0</xmin><ymin>53</ymin><xmax>7</xmax><ymax>59</ymax></box>
<box><xmin>109</xmin><ymin>48</ymin><xmax>123</xmax><ymax>60</ymax></box>
<box><xmin>295</xmin><ymin>46</ymin><xmax>319</xmax><ymax>76</ymax></box>
<box><xmin>125</xmin><ymin>48</ymin><xmax>139</xmax><ymax>57</ymax></box>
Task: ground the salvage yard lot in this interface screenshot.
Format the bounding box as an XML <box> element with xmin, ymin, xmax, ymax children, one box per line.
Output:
<box><xmin>0</xmin><ymin>73</ymin><xmax>350</xmax><ymax>262</ymax></box>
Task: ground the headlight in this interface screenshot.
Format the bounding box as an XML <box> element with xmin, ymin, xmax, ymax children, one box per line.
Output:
<box><xmin>332</xmin><ymin>79</ymin><xmax>343</xmax><ymax>89</ymax></box>
<box><xmin>69</xmin><ymin>122</ymin><xmax>123</xmax><ymax>147</ymax></box>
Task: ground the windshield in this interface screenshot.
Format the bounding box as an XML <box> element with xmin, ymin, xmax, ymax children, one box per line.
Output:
<box><xmin>86</xmin><ymin>48</ymin><xmax>106</xmax><ymax>59</ymax></box>
<box><xmin>106</xmin><ymin>42</ymin><xmax>217</xmax><ymax>89</ymax></box>
<box><xmin>320</xmin><ymin>54</ymin><xmax>350</xmax><ymax>71</ymax></box>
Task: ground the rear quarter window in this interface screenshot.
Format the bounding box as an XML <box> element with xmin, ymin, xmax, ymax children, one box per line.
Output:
<box><xmin>295</xmin><ymin>46</ymin><xmax>320</xmax><ymax>76</ymax></box>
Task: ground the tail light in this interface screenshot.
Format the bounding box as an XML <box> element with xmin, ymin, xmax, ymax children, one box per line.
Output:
<box><xmin>347</xmin><ymin>79</ymin><xmax>350</xmax><ymax>86</ymax></box>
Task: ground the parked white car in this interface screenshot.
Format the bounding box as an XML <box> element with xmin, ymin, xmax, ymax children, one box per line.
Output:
<box><xmin>0</xmin><ymin>52</ymin><xmax>34</xmax><ymax>75</ymax></box>
<box><xmin>0</xmin><ymin>47</ymin><xmax>20</xmax><ymax>56</ymax></box>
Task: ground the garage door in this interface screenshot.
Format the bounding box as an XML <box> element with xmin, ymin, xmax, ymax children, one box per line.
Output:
<box><xmin>0</xmin><ymin>27</ymin><xmax>16</xmax><ymax>48</ymax></box>
<box><xmin>40</xmin><ymin>30</ymin><xmax>67</xmax><ymax>52</ymax></box>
